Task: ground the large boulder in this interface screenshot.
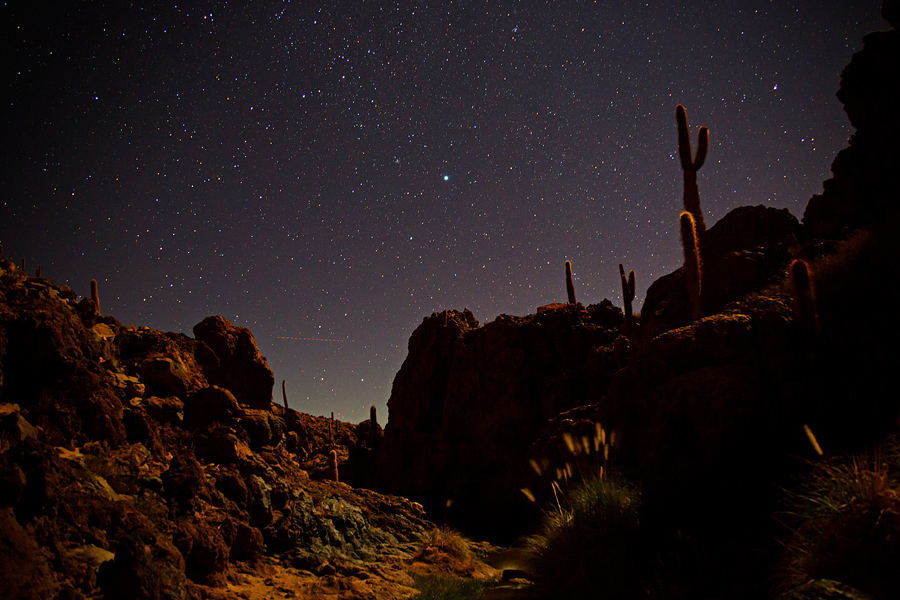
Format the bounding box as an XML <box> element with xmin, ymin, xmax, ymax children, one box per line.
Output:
<box><xmin>376</xmin><ymin>303</ymin><xmax>625</xmax><ymax>542</ymax></box>
<box><xmin>192</xmin><ymin>316</ymin><xmax>274</xmax><ymax>410</ymax></box>
<box><xmin>640</xmin><ymin>204</ymin><xmax>801</xmax><ymax>340</ymax></box>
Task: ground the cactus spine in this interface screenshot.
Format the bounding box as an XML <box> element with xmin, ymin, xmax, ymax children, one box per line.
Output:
<box><xmin>680</xmin><ymin>212</ymin><xmax>702</xmax><ymax>321</ymax></box>
<box><xmin>619</xmin><ymin>264</ymin><xmax>635</xmax><ymax>321</ymax></box>
<box><xmin>676</xmin><ymin>104</ymin><xmax>709</xmax><ymax>237</ymax></box>
<box><xmin>565</xmin><ymin>260</ymin><xmax>577</xmax><ymax>304</ymax></box>
<box><xmin>90</xmin><ymin>279</ymin><xmax>100</xmax><ymax>315</ymax></box>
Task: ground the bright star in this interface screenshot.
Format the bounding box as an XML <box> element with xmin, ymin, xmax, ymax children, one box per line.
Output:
<box><xmin>443</xmin><ymin>175</ymin><xmax>449</xmax><ymax>181</ymax></box>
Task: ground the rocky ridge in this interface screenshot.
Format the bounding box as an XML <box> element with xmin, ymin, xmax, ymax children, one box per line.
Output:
<box><xmin>0</xmin><ymin>261</ymin><xmax>498</xmax><ymax>600</ymax></box>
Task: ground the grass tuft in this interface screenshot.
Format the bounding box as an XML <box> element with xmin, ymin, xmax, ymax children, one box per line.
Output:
<box><xmin>409</xmin><ymin>574</ymin><xmax>492</xmax><ymax>600</ymax></box>
<box><xmin>778</xmin><ymin>439</ymin><xmax>900</xmax><ymax>598</ymax></box>
<box><xmin>525</xmin><ymin>473</ymin><xmax>648</xmax><ymax>598</ymax></box>
<box><xmin>417</xmin><ymin>526</ymin><xmax>473</xmax><ymax>560</ymax></box>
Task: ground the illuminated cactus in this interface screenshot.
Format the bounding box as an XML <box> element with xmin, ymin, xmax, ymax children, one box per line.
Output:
<box><xmin>790</xmin><ymin>258</ymin><xmax>819</xmax><ymax>337</ymax></box>
<box><xmin>565</xmin><ymin>260</ymin><xmax>577</xmax><ymax>304</ymax></box>
<box><xmin>90</xmin><ymin>279</ymin><xmax>100</xmax><ymax>315</ymax></box>
<box><xmin>328</xmin><ymin>449</ymin><xmax>339</xmax><ymax>482</ymax></box>
<box><xmin>676</xmin><ymin>104</ymin><xmax>709</xmax><ymax>236</ymax></box>
<box><xmin>680</xmin><ymin>212</ymin><xmax>702</xmax><ymax>321</ymax></box>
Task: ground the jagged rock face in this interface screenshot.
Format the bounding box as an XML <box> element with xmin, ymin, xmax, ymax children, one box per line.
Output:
<box><xmin>804</xmin><ymin>17</ymin><xmax>900</xmax><ymax>239</ymax></box>
<box><xmin>193</xmin><ymin>316</ymin><xmax>275</xmax><ymax>410</ymax></box>
<box><xmin>376</xmin><ymin>302</ymin><xmax>626</xmax><ymax>542</ymax></box>
<box><xmin>0</xmin><ymin>262</ymin><xmax>450</xmax><ymax>599</ymax></box>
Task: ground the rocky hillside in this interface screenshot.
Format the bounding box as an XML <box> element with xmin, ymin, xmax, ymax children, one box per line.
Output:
<box><xmin>0</xmin><ymin>260</ymin><xmax>502</xmax><ymax>600</ymax></box>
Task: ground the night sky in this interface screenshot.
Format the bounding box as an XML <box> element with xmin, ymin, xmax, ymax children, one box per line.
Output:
<box><xmin>1</xmin><ymin>1</ymin><xmax>887</xmax><ymax>423</ymax></box>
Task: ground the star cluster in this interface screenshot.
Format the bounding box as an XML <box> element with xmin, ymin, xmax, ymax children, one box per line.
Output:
<box><xmin>1</xmin><ymin>1</ymin><xmax>887</xmax><ymax>422</ymax></box>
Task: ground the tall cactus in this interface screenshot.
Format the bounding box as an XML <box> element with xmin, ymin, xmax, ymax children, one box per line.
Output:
<box><xmin>90</xmin><ymin>279</ymin><xmax>101</xmax><ymax>315</ymax></box>
<box><xmin>282</xmin><ymin>380</ymin><xmax>289</xmax><ymax>409</ymax></box>
<box><xmin>676</xmin><ymin>104</ymin><xmax>709</xmax><ymax>237</ymax></box>
<box><xmin>619</xmin><ymin>264</ymin><xmax>635</xmax><ymax>321</ymax></box>
<box><xmin>565</xmin><ymin>260</ymin><xmax>577</xmax><ymax>304</ymax></box>
<box><xmin>680</xmin><ymin>212</ymin><xmax>702</xmax><ymax>321</ymax></box>
<box><xmin>790</xmin><ymin>259</ymin><xmax>819</xmax><ymax>337</ymax></box>
<box><xmin>328</xmin><ymin>449</ymin><xmax>339</xmax><ymax>482</ymax></box>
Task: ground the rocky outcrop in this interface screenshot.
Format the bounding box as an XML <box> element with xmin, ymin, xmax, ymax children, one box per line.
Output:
<box><xmin>0</xmin><ymin>260</ymin><xmax>487</xmax><ymax>600</ymax></box>
<box><xmin>192</xmin><ymin>315</ymin><xmax>275</xmax><ymax>410</ymax></box>
<box><xmin>640</xmin><ymin>204</ymin><xmax>802</xmax><ymax>340</ymax></box>
<box><xmin>376</xmin><ymin>301</ymin><xmax>625</xmax><ymax>542</ymax></box>
<box><xmin>804</xmin><ymin>4</ymin><xmax>900</xmax><ymax>239</ymax></box>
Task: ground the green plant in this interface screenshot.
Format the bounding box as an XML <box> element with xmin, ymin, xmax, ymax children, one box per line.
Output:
<box><xmin>409</xmin><ymin>574</ymin><xmax>492</xmax><ymax>600</ymax></box>
<box><xmin>525</xmin><ymin>473</ymin><xmax>647</xmax><ymax>598</ymax></box>
<box><xmin>565</xmin><ymin>260</ymin><xmax>576</xmax><ymax>304</ymax></box>
<box><xmin>680</xmin><ymin>211</ymin><xmax>702</xmax><ymax>321</ymax></box>
<box><xmin>676</xmin><ymin>104</ymin><xmax>709</xmax><ymax>236</ymax></box>
<box><xmin>619</xmin><ymin>264</ymin><xmax>635</xmax><ymax>321</ymax></box>
<box><xmin>778</xmin><ymin>442</ymin><xmax>900</xmax><ymax>598</ymax></box>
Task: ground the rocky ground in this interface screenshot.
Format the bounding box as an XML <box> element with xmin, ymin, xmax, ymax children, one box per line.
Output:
<box><xmin>0</xmin><ymin>260</ymin><xmax>503</xmax><ymax>600</ymax></box>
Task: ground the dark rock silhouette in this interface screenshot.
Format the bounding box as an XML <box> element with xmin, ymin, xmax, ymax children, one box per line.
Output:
<box><xmin>192</xmin><ymin>315</ymin><xmax>276</xmax><ymax>410</ymax></box>
<box><xmin>0</xmin><ymin>260</ymin><xmax>458</xmax><ymax>599</ymax></box>
<box><xmin>375</xmin><ymin>302</ymin><xmax>625</xmax><ymax>542</ymax></box>
<box><xmin>804</xmin><ymin>4</ymin><xmax>900</xmax><ymax>240</ymax></box>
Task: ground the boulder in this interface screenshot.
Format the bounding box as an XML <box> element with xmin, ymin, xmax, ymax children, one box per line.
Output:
<box><xmin>192</xmin><ymin>316</ymin><xmax>275</xmax><ymax>410</ymax></box>
<box><xmin>97</xmin><ymin>532</ymin><xmax>187</xmax><ymax>600</ymax></box>
<box><xmin>640</xmin><ymin>204</ymin><xmax>801</xmax><ymax>339</ymax></box>
<box><xmin>183</xmin><ymin>386</ymin><xmax>242</xmax><ymax>430</ymax></box>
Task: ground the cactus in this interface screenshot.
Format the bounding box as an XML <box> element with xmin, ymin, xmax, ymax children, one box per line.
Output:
<box><xmin>282</xmin><ymin>380</ymin><xmax>288</xmax><ymax>409</ymax></box>
<box><xmin>619</xmin><ymin>264</ymin><xmax>635</xmax><ymax>320</ymax></box>
<box><xmin>565</xmin><ymin>260</ymin><xmax>577</xmax><ymax>304</ymax></box>
<box><xmin>90</xmin><ymin>279</ymin><xmax>100</xmax><ymax>315</ymax></box>
<box><xmin>36</xmin><ymin>265</ymin><xmax>42</xmax><ymax>278</ymax></box>
<box><xmin>370</xmin><ymin>405</ymin><xmax>378</xmax><ymax>429</ymax></box>
<box><xmin>676</xmin><ymin>104</ymin><xmax>709</xmax><ymax>236</ymax></box>
<box><xmin>680</xmin><ymin>212</ymin><xmax>702</xmax><ymax>321</ymax></box>
<box><xmin>790</xmin><ymin>258</ymin><xmax>819</xmax><ymax>337</ymax></box>
<box><xmin>328</xmin><ymin>449</ymin><xmax>339</xmax><ymax>482</ymax></box>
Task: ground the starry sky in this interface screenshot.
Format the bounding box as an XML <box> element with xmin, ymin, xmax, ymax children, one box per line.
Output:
<box><xmin>1</xmin><ymin>1</ymin><xmax>888</xmax><ymax>423</ymax></box>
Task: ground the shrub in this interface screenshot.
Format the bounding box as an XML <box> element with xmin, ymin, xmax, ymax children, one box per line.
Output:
<box><xmin>778</xmin><ymin>440</ymin><xmax>900</xmax><ymax>598</ymax></box>
<box><xmin>417</xmin><ymin>526</ymin><xmax>472</xmax><ymax>561</ymax></box>
<box><xmin>525</xmin><ymin>474</ymin><xmax>648</xmax><ymax>599</ymax></box>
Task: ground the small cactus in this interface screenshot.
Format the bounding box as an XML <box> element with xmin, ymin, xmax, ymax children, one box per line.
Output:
<box><xmin>90</xmin><ymin>279</ymin><xmax>100</xmax><ymax>315</ymax></box>
<box><xmin>328</xmin><ymin>449</ymin><xmax>339</xmax><ymax>482</ymax></box>
<box><xmin>36</xmin><ymin>265</ymin><xmax>42</xmax><ymax>278</ymax></box>
<box><xmin>565</xmin><ymin>260</ymin><xmax>577</xmax><ymax>304</ymax></box>
<box><xmin>619</xmin><ymin>264</ymin><xmax>635</xmax><ymax>321</ymax></box>
<box><xmin>370</xmin><ymin>405</ymin><xmax>378</xmax><ymax>429</ymax></box>
<box><xmin>680</xmin><ymin>212</ymin><xmax>702</xmax><ymax>321</ymax></box>
<box><xmin>676</xmin><ymin>104</ymin><xmax>709</xmax><ymax>236</ymax></box>
<box><xmin>790</xmin><ymin>258</ymin><xmax>819</xmax><ymax>337</ymax></box>
<box><xmin>282</xmin><ymin>380</ymin><xmax>288</xmax><ymax>409</ymax></box>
